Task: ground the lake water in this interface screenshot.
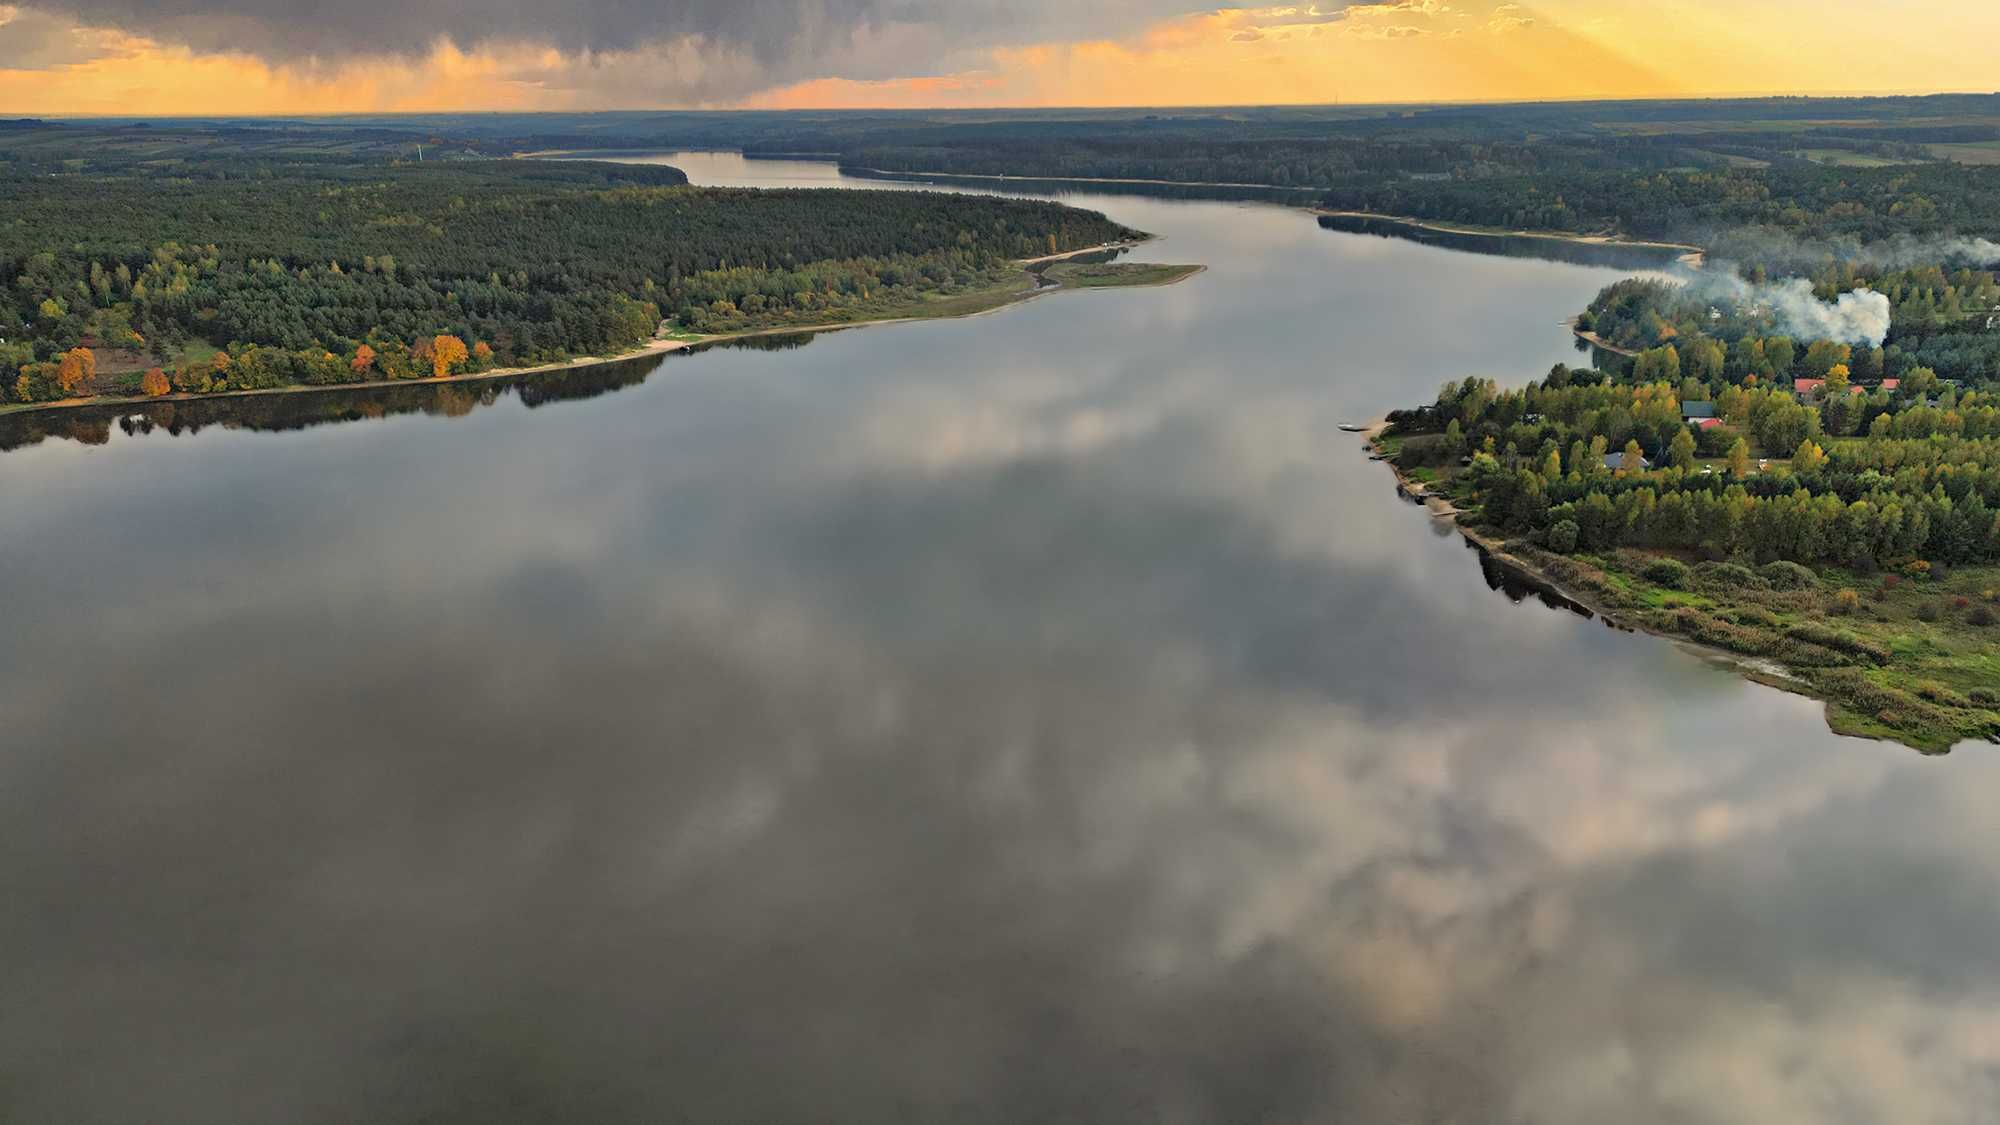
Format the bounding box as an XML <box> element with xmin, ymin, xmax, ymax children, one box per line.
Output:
<box><xmin>3</xmin><ymin>152</ymin><xmax>1998</xmax><ymax>1124</ymax></box>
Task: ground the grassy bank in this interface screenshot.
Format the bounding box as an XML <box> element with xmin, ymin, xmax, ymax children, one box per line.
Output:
<box><xmin>1039</xmin><ymin>261</ymin><xmax>1205</xmax><ymax>289</ymax></box>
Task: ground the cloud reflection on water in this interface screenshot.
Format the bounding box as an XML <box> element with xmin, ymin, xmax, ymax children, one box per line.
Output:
<box><xmin>2</xmin><ymin>175</ymin><xmax>1998</xmax><ymax>1124</ymax></box>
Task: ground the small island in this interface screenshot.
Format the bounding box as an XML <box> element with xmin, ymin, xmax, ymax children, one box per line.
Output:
<box><xmin>1375</xmin><ymin>263</ymin><xmax>2000</xmax><ymax>753</ymax></box>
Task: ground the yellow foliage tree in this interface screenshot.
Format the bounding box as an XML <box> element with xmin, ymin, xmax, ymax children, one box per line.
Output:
<box><xmin>351</xmin><ymin>344</ymin><xmax>377</xmax><ymax>375</ymax></box>
<box><xmin>56</xmin><ymin>346</ymin><xmax>95</xmax><ymax>396</ymax></box>
<box><xmin>1727</xmin><ymin>437</ymin><xmax>1752</xmax><ymax>478</ymax></box>
<box><xmin>139</xmin><ymin>367</ymin><xmax>171</xmax><ymax>397</ymax></box>
<box><xmin>1793</xmin><ymin>439</ymin><xmax>1827</xmax><ymax>474</ymax></box>
<box><xmin>430</xmin><ymin>335</ymin><xmax>468</xmax><ymax>379</ymax></box>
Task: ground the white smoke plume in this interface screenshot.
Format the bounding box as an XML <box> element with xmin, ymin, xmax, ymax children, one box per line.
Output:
<box><xmin>1846</xmin><ymin>235</ymin><xmax>2000</xmax><ymax>270</ymax></box>
<box><xmin>1690</xmin><ymin>272</ymin><xmax>1894</xmax><ymax>348</ymax></box>
<box><xmin>1703</xmin><ymin>228</ymin><xmax>2000</xmax><ymax>272</ymax></box>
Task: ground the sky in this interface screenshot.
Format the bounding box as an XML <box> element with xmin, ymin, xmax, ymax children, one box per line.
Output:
<box><xmin>1</xmin><ymin>0</ymin><xmax>1997</xmax><ymax>115</ymax></box>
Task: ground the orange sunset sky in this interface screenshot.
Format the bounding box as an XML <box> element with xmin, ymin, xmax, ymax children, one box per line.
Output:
<box><xmin>2</xmin><ymin>1</ymin><xmax>1997</xmax><ymax>115</ymax></box>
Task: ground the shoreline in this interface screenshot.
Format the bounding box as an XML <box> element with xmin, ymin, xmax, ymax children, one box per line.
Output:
<box><xmin>1570</xmin><ymin>319</ymin><xmax>1642</xmax><ymax>357</ymax></box>
<box><xmin>847</xmin><ymin>166</ymin><xmax>1322</xmax><ymax>193</ymax></box>
<box><xmin>1</xmin><ymin>239</ymin><xmax>1176</xmax><ymax>421</ymax></box>
<box><xmin>1361</xmin><ymin>425</ymin><xmax>1861</xmax><ymax>734</ymax></box>
<box><xmin>531</xmin><ymin>148</ymin><xmax>1707</xmax><ymax>262</ymax></box>
<box><xmin>1315</xmin><ymin>209</ymin><xmax>1708</xmax><ymax>261</ymax></box>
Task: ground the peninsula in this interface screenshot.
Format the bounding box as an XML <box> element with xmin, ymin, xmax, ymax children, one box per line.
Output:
<box><xmin>1373</xmin><ymin>262</ymin><xmax>2000</xmax><ymax>753</ymax></box>
<box><xmin>0</xmin><ymin>131</ymin><xmax>1194</xmax><ymax>417</ymax></box>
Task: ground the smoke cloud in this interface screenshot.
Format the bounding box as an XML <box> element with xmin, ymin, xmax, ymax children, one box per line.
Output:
<box><xmin>1687</xmin><ymin>270</ymin><xmax>1895</xmax><ymax>348</ymax></box>
<box><xmin>1704</xmin><ymin>228</ymin><xmax>2000</xmax><ymax>273</ymax></box>
<box><xmin>1864</xmin><ymin>235</ymin><xmax>2000</xmax><ymax>269</ymax></box>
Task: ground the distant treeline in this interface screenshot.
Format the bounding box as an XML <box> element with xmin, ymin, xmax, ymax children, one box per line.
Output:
<box><xmin>0</xmin><ymin>148</ymin><xmax>1131</xmax><ymax>405</ymax></box>
<box><xmin>13</xmin><ymin>98</ymin><xmax>2000</xmax><ymax>270</ymax></box>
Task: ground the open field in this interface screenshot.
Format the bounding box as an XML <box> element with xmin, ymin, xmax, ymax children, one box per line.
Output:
<box><xmin>1794</xmin><ymin>148</ymin><xmax>1913</xmax><ymax>167</ymax></box>
<box><xmin>1931</xmin><ymin>141</ymin><xmax>2000</xmax><ymax>165</ymax></box>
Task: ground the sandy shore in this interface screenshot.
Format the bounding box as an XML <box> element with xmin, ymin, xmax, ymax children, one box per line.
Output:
<box><xmin>1017</xmin><ymin>238</ymin><xmax>1152</xmax><ymax>265</ymax></box>
<box><xmin>1570</xmin><ymin>320</ymin><xmax>1642</xmax><ymax>357</ymax></box>
<box><xmin>1314</xmin><ymin>209</ymin><xmax>1706</xmax><ymax>258</ymax></box>
<box><xmin>850</xmin><ymin>167</ymin><xmax>1319</xmax><ymax>192</ymax></box>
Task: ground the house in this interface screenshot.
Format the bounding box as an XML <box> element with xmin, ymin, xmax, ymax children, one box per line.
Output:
<box><xmin>1693</xmin><ymin>417</ymin><xmax>1726</xmax><ymax>432</ymax></box>
<box><xmin>1603</xmin><ymin>452</ymin><xmax>1651</xmax><ymax>472</ymax></box>
<box><xmin>1795</xmin><ymin>377</ymin><xmax>1867</xmax><ymax>399</ymax></box>
<box><xmin>1880</xmin><ymin>378</ymin><xmax>1901</xmax><ymax>391</ymax></box>
<box><xmin>1682</xmin><ymin>401</ymin><xmax>1717</xmax><ymax>422</ymax></box>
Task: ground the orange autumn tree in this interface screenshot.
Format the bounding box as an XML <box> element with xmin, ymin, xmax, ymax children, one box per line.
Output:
<box><xmin>430</xmin><ymin>335</ymin><xmax>469</xmax><ymax>379</ymax></box>
<box><xmin>139</xmin><ymin>368</ymin><xmax>171</xmax><ymax>397</ymax></box>
<box><xmin>351</xmin><ymin>344</ymin><xmax>377</xmax><ymax>375</ymax></box>
<box><xmin>56</xmin><ymin>346</ymin><xmax>95</xmax><ymax>396</ymax></box>
<box><xmin>471</xmin><ymin>341</ymin><xmax>493</xmax><ymax>370</ymax></box>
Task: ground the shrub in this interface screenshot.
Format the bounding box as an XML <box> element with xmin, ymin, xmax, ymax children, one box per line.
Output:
<box><xmin>1759</xmin><ymin>561</ymin><xmax>1819</xmax><ymax>591</ymax></box>
<box><xmin>1971</xmin><ymin>689</ymin><xmax>2000</xmax><ymax>706</ymax></box>
<box><xmin>1786</xmin><ymin>622</ymin><xmax>1890</xmax><ymax>665</ymax></box>
<box><xmin>1915</xmin><ymin>601</ymin><xmax>1941</xmax><ymax>622</ymax></box>
<box><xmin>1916</xmin><ymin>682</ymin><xmax>1972</xmax><ymax>708</ymax></box>
<box><xmin>1546</xmin><ymin>519</ymin><xmax>1579</xmax><ymax>554</ymax></box>
<box><xmin>1816</xmin><ymin>668</ymin><xmax>1955</xmax><ymax>736</ymax></box>
<box><xmin>1642</xmin><ymin>558</ymin><xmax>1691</xmax><ymax>590</ymax></box>
<box><xmin>1663</xmin><ymin>609</ymin><xmax>1842</xmax><ymax>667</ymax></box>
<box><xmin>1732</xmin><ymin>606</ymin><xmax>1780</xmax><ymax>628</ymax></box>
<box><xmin>1882</xmin><ymin>574</ymin><xmax>1903</xmax><ymax>591</ymax></box>
<box><xmin>1969</xmin><ymin>604</ymin><xmax>1996</xmax><ymax>627</ymax></box>
<box><xmin>1833</xmin><ymin>589</ymin><xmax>1862</xmax><ymax>615</ymax></box>
<box><xmin>1904</xmin><ymin>560</ymin><xmax>1933</xmax><ymax>581</ymax></box>
<box><xmin>1695</xmin><ymin>561</ymin><xmax>1766</xmax><ymax>590</ymax></box>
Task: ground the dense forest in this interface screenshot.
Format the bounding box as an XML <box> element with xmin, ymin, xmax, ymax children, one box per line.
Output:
<box><xmin>1380</xmin><ymin>347</ymin><xmax>2000</xmax><ymax>747</ymax></box>
<box><xmin>1577</xmin><ymin>263</ymin><xmax>2000</xmax><ymax>391</ymax></box>
<box><xmin>20</xmin><ymin>97</ymin><xmax>2000</xmax><ymax>262</ymax></box>
<box><xmin>1395</xmin><ymin>367</ymin><xmax>2000</xmax><ymax>566</ymax></box>
<box><xmin>0</xmin><ymin>138</ymin><xmax>1131</xmax><ymax>406</ymax></box>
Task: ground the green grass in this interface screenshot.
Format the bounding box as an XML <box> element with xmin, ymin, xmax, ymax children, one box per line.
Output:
<box><xmin>169</xmin><ymin>340</ymin><xmax>223</xmax><ymax>369</ymax></box>
<box><xmin>1041</xmin><ymin>261</ymin><xmax>1203</xmax><ymax>289</ymax></box>
<box><xmin>1537</xmin><ymin>549</ymin><xmax>2000</xmax><ymax>753</ymax></box>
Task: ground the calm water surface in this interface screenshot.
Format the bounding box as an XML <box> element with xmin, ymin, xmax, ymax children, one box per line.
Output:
<box><xmin>3</xmin><ymin>153</ymin><xmax>1998</xmax><ymax>1124</ymax></box>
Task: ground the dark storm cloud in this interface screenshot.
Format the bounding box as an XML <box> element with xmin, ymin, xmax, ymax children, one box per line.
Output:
<box><xmin>16</xmin><ymin>0</ymin><xmax>1219</xmax><ymax>60</ymax></box>
<box><xmin>0</xmin><ymin>5</ymin><xmax>118</xmax><ymax>67</ymax></box>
